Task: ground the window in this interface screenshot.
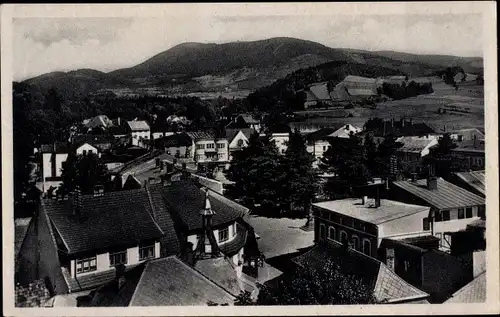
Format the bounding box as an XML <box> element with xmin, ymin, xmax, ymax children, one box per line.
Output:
<box><xmin>423</xmin><ymin>218</ymin><xmax>430</xmax><ymax>231</ymax></box>
<box><xmin>76</xmin><ymin>257</ymin><xmax>97</xmax><ymax>274</ymax></box>
<box><xmin>207</xmin><ymin>143</ymin><xmax>215</xmax><ymax>149</ymax></box>
<box><xmin>237</xmin><ymin>139</ymin><xmax>244</xmax><ymax>147</ymax></box>
<box><xmin>434</xmin><ymin>210</ymin><xmax>442</xmax><ymax>222</ymax></box>
<box><xmin>404</xmin><ymin>260</ymin><xmax>410</xmax><ymax>272</ymax></box>
<box><xmin>88</xmin><ymin>150</ymin><xmax>93</xmax><ymax>154</ymax></box>
<box><xmin>340</xmin><ymin>231</ymin><xmax>348</xmax><ymax>245</ymax></box>
<box><xmin>351</xmin><ymin>235</ymin><xmax>360</xmax><ymax>250</ymax></box>
<box><xmin>328</xmin><ymin>226</ymin><xmax>336</xmax><ymax>241</ymax></box>
<box><xmin>466</xmin><ymin>207</ymin><xmax>473</xmax><ymax>218</ymax></box>
<box><xmin>320</xmin><ymin>224</ymin><xmax>326</xmax><ymax>240</ymax></box>
<box><xmin>109</xmin><ymin>251</ymin><xmax>127</xmax><ymax>267</ymax></box>
<box><xmin>442</xmin><ymin>210</ymin><xmax>450</xmax><ymax>221</ymax></box>
<box><xmin>196</xmin><ymin>144</ymin><xmax>205</xmax><ymax>150</ymax></box>
<box><xmin>323</xmin><ymin>146</ymin><xmax>327</xmax><ymax>152</ymax></box>
<box><xmin>458</xmin><ymin>208</ymin><xmax>465</xmax><ymax>219</ymax></box>
<box><xmin>218</xmin><ymin>227</ymin><xmax>229</xmax><ymax>243</ymax></box>
<box><xmin>363</xmin><ymin>239</ymin><xmax>371</xmax><ymax>256</ymax></box>
<box><xmin>217</xmin><ymin>143</ymin><xmax>225</xmax><ymax>149</ymax></box>
<box><xmin>82</xmin><ymin>150</ymin><xmax>87</xmax><ymax>156</ymax></box>
<box><xmin>478</xmin><ymin>206</ymin><xmax>486</xmax><ymax>218</ymax></box>
<box><xmin>139</xmin><ymin>245</ymin><xmax>155</xmax><ymax>261</ymax></box>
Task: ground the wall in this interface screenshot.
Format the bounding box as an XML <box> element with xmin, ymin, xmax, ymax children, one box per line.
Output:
<box><xmin>473</xmin><ymin>250</ymin><xmax>486</xmax><ymax>277</ymax></box>
<box><xmin>166</xmin><ymin>145</ymin><xmax>189</xmax><ymax>158</ymax></box>
<box><xmin>195</xmin><ymin>139</ymin><xmax>229</xmax><ymax>163</ymax></box>
<box><xmin>76</xmin><ymin>143</ymin><xmax>99</xmax><ymax>156</ymax></box>
<box><xmin>192</xmin><ymin>174</ymin><xmax>224</xmax><ymax>194</ymax></box>
<box><xmin>16</xmin><ymin>217</ymin><xmax>39</xmax><ymax>286</ymax></box>
<box><xmin>433</xmin><ymin>206</ymin><xmax>481</xmax><ymax>236</ymax></box>
<box><xmin>187</xmin><ymin>222</ymin><xmax>237</xmax><ymax>251</ymax></box>
<box><xmin>422</xmin><ymin>250</ymin><xmax>473</xmax><ymax>303</ymax></box>
<box><xmin>378</xmin><ymin>209</ymin><xmax>431</xmax><ymax>242</ymax></box>
<box><xmin>228</xmin><ymin>131</ymin><xmax>249</xmax><ymax>150</ymax></box>
<box><xmin>37</xmin><ymin>209</ymin><xmax>69</xmax><ymax>295</ymax></box>
<box><xmin>42</xmin><ymin>153</ymin><xmax>52</xmax><ymax>180</ymax></box>
<box><xmin>55</xmin><ymin>154</ymin><xmax>68</xmax><ymax>177</ymax></box>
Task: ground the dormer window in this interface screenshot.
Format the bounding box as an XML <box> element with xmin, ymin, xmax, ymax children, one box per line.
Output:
<box><xmin>139</xmin><ymin>245</ymin><xmax>155</xmax><ymax>261</ymax></box>
<box><xmin>76</xmin><ymin>257</ymin><xmax>97</xmax><ymax>274</ymax></box>
<box><xmin>109</xmin><ymin>250</ymin><xmax>127</xmax><ymax>267</ymax></box>
<box><xmin>218</xmin><ymin>227</ymin><xmax>229</xmax><ymax>243</ymax></box>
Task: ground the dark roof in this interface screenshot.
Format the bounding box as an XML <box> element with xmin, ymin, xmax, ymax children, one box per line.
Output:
<box><xmin>454</xmin><ymin>170</ymin><xmax>485</xmax><ymax>197</ymax></box>
<box><xmin>218</xmin><ymin>221</ymin><xmax>248</xmax><ymax>256</ymax></box>
<box><xmin>150</xmin><ymin>120</ymin><xmax>170</xmax><ymax>133</ymax></box>
<box><xmin>186</xmin><ymin>131</ymin><xmax>216</xmax><ymax>140</ymax></box>
<box><xmin>393</xmin><ymin>178</ymin><xmax>485</xmax><ymax>210</ymax></box>
<box><xmin>71</xmin><ymin>134</ymin><xmax>115</xmax><ymax>151</ymax></box>
<box><xmin>225</xmin><ymin>128</ymin><xmax>254</xmax><ymax>144</ymax></box>
<box><xmin>225</xmin><ymin>120</ymin><xmax>252</xmax><ymax>130</ymax></box>
<box><xmin>157</xmin><ymin>132</ymin><xmax>193</xmax><ymax>148</ymax></box>
<box><xmin>152</xmin><ymin>180</ymin><xmax>247</xmax><ymax>231</ymax></box>
<box><xmin>380</xmin><ymin>238</ymin><xmax>428</xmax><ymax>254</ymax></box>
<box><xmin>129</xmin><ymin>256</ymin><xmax>235</xmax><ymax>306</ymax></box>
<box><xmin>194</xmin><ymin>257</ymin><xmax>243</xmax><ymax>296</ymax></box>
<box><xmin>122</xmin><ymin>175</ymin><xmax>142</xmax><ymax>190</ymax></box>
<box><xmin>238</xmin><ymin>114</ymin><xmax>259</xmax><ymax>125</ymax></box>
<box><xmin>40</xmin><ymin>142</ymin><xmax>69</xmax><ymax>154</ymax></box>
<box><xmin>304</xmin><ymin>127</ymin><xmax>343</xmax><ymax>141</ymax></box>
<box><xmin>292</xmin><ymin>243</ymin><xmax>429</xmax><ymax>303</ymax></box>
<box><xmin>445</xmin><ymin>271</ymin><xmax>486</xmax><ymax>303</ymax></box>
<box><xmin>452</xmin><ymin>140</ymin><xmax>485</xmax><ymax>153</ymax></box>
<box><xmin>43</xmin><ymin>189</ymin><xmax>164</xmax><ymax>254</ymax></box>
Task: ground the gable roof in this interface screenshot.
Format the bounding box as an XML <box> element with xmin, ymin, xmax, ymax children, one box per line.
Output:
<box><xmin>186</xmin><ymin>131</ymin><xmax>216</xmax><ymax>141</ymax></box>
<box><xmin>308</xmin><ymin>82</ymin><xmax>331</xmax><ymax>101</ymax></box>
<box><xmin>454</xmin><ymin>170</ymin><xmax>485</xmax><ymax>197</ymax></box>
<box><xmin>393</xmin><ymin>178</ymin><xmax>485</xmax><ymax>210</ymax></box>
<box><xmin>127</xmin><ymin>120</ymin><xmax>150</xmax><ymax>131</ymax></box>
<box><xmin>194</xmin><ymin>257</ymin><xmax>244</xmax><ymax>296</ymax></box>
<box><xmin>313</xmin><ymin>198</ymin><xmax>430</xmax><ymax>225</ymax></box>
<box><xmin>148</xmin><ymin>180</ymin><xmax>247</xmax><ymax>231</ymax></box>
<box><xmin>396</xmin><ymin>136</ymin><xmax>437</xmax><ymax>153</ymax></box>
<box><xmin>226</xmin><ymin>128</ymin><xmax>254</xmax><ymax>145</ymax></box>
<box><xmin>445</xmin><ymin>271</ymin><xmax>486</xmax><ymax>303</ymax></box>
<box><xmin>43</xmin><ymin>189</ymin><xmax>164</xmax><ymax>254</ymax></box>
<box><xmin>72</xmin><ymin>134</ymin><xmax>115</xmax><ymax>149</ymax></box>
<box><xmin>292</xmin><ymin>243</ymin><xmax>429</xmax><ymax>303</ymax></box>
<box><xmin>130</xmin><ymin>256</ymin><xmax>235</xmax><ymax>306</ymax></box>
<box><xmin>86</xmin><ymin>115</ymin><xmax>113</xmax><ymax>129</ymax></box>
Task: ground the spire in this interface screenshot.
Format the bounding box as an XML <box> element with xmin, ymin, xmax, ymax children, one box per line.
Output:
<box><xmin>200</xmin><ymin>188</ymin><xmax>215</xmax><ymax>217</ymax></box>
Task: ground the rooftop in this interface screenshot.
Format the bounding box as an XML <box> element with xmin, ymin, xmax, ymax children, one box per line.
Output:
<box><xmin>186</xmin><ymin>131</ymin><xmax>216</xmax><ymax>141</ymax></box>
<box><xmin>43</xmin><ymin>189</ymin><xmax>164</xmax><ymax>254</ymax></box>
<box><xmin>292</xmin><ymin>243</ymin><xmax>429</xmax><ymax>304</ymax></box>
<box><xmin>452</xmin><ymin>140</ymin><xmax>485</xmax><ymax>153</ymax></box>
<box><xmin>156</xmin><ymin>132</ymin><xmax>193</xmax><ymax>148</ymax></box>
<box><xmin>396</xmin><ymin>136</ymin><xmax>437</xmax><ymax>153</ymax></box>
<box><xmin>393</xmin><ymin>177</ymin><xmax>485</xmax><ymax>210</ymax></box>
<box><xmin>127</xmin><ymin>120</ymin><xmax>150</xmax><ymax>131</ymax></box>
<box><xmin>445</xmin><ymin>271</ymin><xmax>486</xmax><ymax>303</ymax></box>
<box><xmin>71</xmin><ymin>134</ymin><xmax>115</xmax><ymax>149</ymax></box>
<box><xmin>454</xmin><ymin>170</ymin><xmax>485</xmax><ymax>197</ymax></box>
<box><xmin>313</xmin><ymin>198</ymin><xmax>430</xmax><ymax>225</ymax></box>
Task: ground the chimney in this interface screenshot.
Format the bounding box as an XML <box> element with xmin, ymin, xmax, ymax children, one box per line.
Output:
<box><xmin>401</xmin><ymin>118</ymin><xmax>405</xmax><ymax>128</ymax></box>
<box><xmin>374</xmin><ymin>187</ymin><xmax>381</xmax><ymax>208</ymax></box>
<box><xmin>71</xmin><ymin>187</ymin><xmax>82</xmax><ymax>216</ymax></box>
<box><xmin>427</xmin><ymin>176</ymin><xmax>438</xmax><ymax>190</ymax></box>
<box><xmin>93</xmin><ymin>185</ymin><xmax>104</xmax><ymax>197</ymax></box>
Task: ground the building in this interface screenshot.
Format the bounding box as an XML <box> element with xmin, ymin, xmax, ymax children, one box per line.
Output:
<box><xmin>452</xmin><ymin>170</ymin><xmax>485</xmax><ymax>197</ymax></box>
<box><xmin>451</xmin><ymin>139</ymin><xmax>485</xmax><ymax>170</ymax></box>
<box><xmin>156</xmin><ymin>132</ymin><xmax>193</xmax><ymax>158</ymax></box>
<box><xmin>292</xmin><ymin>241</ymin><xmax>430</xmax><ymax>304</ymax></box>
<box><xmin>88</xmin><ymin>256</ymin><xmax>236</xmax><ymax>306</ymax></box>
<box><xmin>303</xmin><ymin>82</ymin><xmax>334</xmax><ymax>109</ymax></box>
<box><xmin>225</xmin><ymin>114</ymin><xmax>261</xmax><ymax>133</ymax></box>
<box><xmin>395</xmin><ymin>135</ymin><xmax>439</xmax><ymax>162</ymax></box>
<box><xmin>312</xmin><ymin>196</ymin><xmax>431</xmax><ymax>258</ymax></box>
<box><xmin>226</xmin><ymin>129</ymin><xmax>253</xmax><ymax>161</ymax></box>
<box><xmin>378</xmin><ymin>237</ymin><xmax>475</xmax><ymax>302</ymax></box>
<box><xmin>83</xmin><ymin>115</ymin><xmax>114</xmax><ymax>131</ymax></box>
<box><xmin>268</xmin><ymin>133</ymin><xmax>289</xmax><ymax>155</ymax></box>
<box><xmin>444</xmin><ymin>271</ymin><xmax>486</xmax><ymax>303</ymax></box>
<box><xmin>127</xmin><ymin>120</ymin><xmax>151</xmax><ymax>147</ymax></box>
<box><xmin>449</xmin><ymin>128</ymin><xmax>485</xmax><ymax>142</ymax></box>
<box><xmin>392</xmin><ymin>177</ymin><xmax>485</xmax><ymax>251</ymax></box>
<box><xmin>329</xmin><ymin>124</ymin><xmax>363</xmax><ymax>138</ymax></box>
<box><xmin>288</xmin><ymin>117</ymin><xmax>351</xmax><ymax>134</ymax></box>
<box><xmin>71</xmin><ymin>134</ymin><xmax>115</xmax><ymax>157</ymax></box>
<box><xmin>186</xmin><ymin>131</ymin><xmax>229</xmax><ymax>166</ymax></box>
<box><xmin>39</xmin><ymin>142</ymin><xmax>69</xmax><ymax>193</ymax></box>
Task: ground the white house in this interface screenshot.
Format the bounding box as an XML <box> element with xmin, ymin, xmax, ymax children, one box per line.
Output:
<box><xmin>127</xmin><ymin>120</ymin><xmax>151</xmax><ymax>147</ymax></box>
<box><xmin>186</xmin><ymin>132</ymin><xmax>230</xmax><ymax>166</ymax></box>
<box><xmin>226</xmin><ymin>129</ymin><xmax>253</xmax><ymax>161</ymax></box>
<box><xmin>39</xmin><ymin>142</ymin><xmax>69</xmax><ymax>193</ymax></box>
<box><xmin>329</xmin><ymin>124</ymin><xmax>363</xmax><ymax>138</ymax></box>
<box><xmin>75</xmin><ymin>143</ymin><xmax>100</xmax><ymax>157</ymax></box>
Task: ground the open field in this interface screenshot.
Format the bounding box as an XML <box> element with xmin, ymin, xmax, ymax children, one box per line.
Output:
<box><xmin>296</xmin><ymin>78</ymin><xmax>484</xmax><ymax>132</ymax></box>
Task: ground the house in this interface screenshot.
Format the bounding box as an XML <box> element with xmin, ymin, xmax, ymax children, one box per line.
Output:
<box><xmin>71</xmin><ymin>134</ymin><xmax>115</xmax><ymax>156</ymax></box>
<box><xmin>449</xmin><ymin>128</ymin><xmax>485</xmax><ymax>142</ymax></box>
<box><xmin>329</xmin><ymin>124</ymin><xmax>363</xmax><ymax>138</ymax></box>
<box><xmin>88</xmin><ymin>256</ymin><xmax>236</xmax><ymax>306</ymax></box>
<box><xmin>84</xmin><ymin>115</ymin><xmax>114</xmax><ymax>131</ymax></box>
<box><xmin>303</xmin><ymin>82</ymin><xmax>334</xmax><ymax>109</ymax></box>
<box><xmin>18</xmin><ymin>187</ymin><xmax>165</xmax><ymax>295</ymax></box>
<box><xmin>451</xmin><ymin>170</ymin><xmax>485</xmax><ymax>197</ymax></box>
<box><xmin>451</xmin><ymin>139</ymin><xmax>485</xmax><ymax>170</ymax></box>
<box><xmin>304</xmin><ymin>128</ymin><xmax>336</xmax><ymax>167</ymax></box>
<box><xmin>395</xmin><ymin>135</ymin><xmax>439</xmax><ymax>162</ymax></box>
<box><xmin>150</xmin><ymin>118</ymin><xmax>175</xmax><ymax>140</ymax></box>
<box><xmin>156</xmin><ymin>132</ymin><xmax>193</xmax><ymax>158</ymax></box>
<box><xmin>378</xmin><ymin>236</ymin><xmax>475</xmax><ymax>302</ymax></box>
<box><xmin>312</xmin><ymin>196</ymin><xmax>431</xmax><ymax>258</ymax></box>
<box><xmin>108</xmin><ymin>118</ymin><xmax>129</xmax><ymax>138</ymax></box>
<box><xmin>288</xmin><ymin>117</ymin><xmax>351</xmax><ymax>134</ymax></box>
<box><xmin>444</xmin><ymin>271</ymin><xmax>486</xmax><ymax>303</ymax></box>
<box><xmin>363</xmin><ymin>118</ymin><xmax>436</xmax><ymax>138</ymax></box>
<box><xmin>225</xmin><ymin>114</ymin><xmax>261</xmax><ymax>133</ymax></box>
<box><xmin>392</xmin><ymin>176</ymin><xmax>485</xmax><ymax>251</ymax></box>
<box><xmin>291</xmin><ymin>242</ymin><xmax>430</xmax><ymax>304</ymax></box>
<box><xmin>39</xmin><ymin>142</ymin><xmax>69</xmax><ymax>193</ymax></box>
<box><xmin>186</xmin><ymin>131</ymin><xmax>229</xmax><ymax>166</ymax></box>
<box><xmin>127</xmin><ymin>120</ymin><xmax>151</xmax><ymax>147</ymax></box>
<box><xmin>226</xmin><ymin>129</ymin><xmax>254</xmax><ymax>161</ymax></box>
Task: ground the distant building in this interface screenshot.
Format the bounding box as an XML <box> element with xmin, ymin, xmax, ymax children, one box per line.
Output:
<box><xmin>449</xmin><ymin>128</ymin><xmax>484</xmax><ymax>142</ymax></box>
<box><xmin>226</xmin><ymin>129</ymin><xmax>254</xmax><ymax>161</ymax></box>
<box><xmin>186</xmin><ymin>131</ymin><xmax>229</xmax><ymax>166</ymax></box>
<box><xmin>39</xmin><ymin>142</ymin><xmax>69</xmax><ymax>193</ymax></box>
<box><xmin>225</xmin><ymin>114</ymin><xmax>261</xmax><ymax>133</ymax></box>
<box><xmin>127</xmin><ymin>120</ymin><xmax>151</xmax><ymax>147</ymax></box>
<box><xmin>156</xmin><ymin>132</ymin><xmax>193</xmax><ymax>158</ymax></box>
<box><xmin>451</xmin><ymin>139</ymin><xmax>485</xmax><ymax>170</ymax></box>
<box><xmin>303</xmin><ymin>82</ymin><xmax>334</xmax><ymax>109</ymax></box>
<box><xmin>392</xmin><ymin>177</ymin><xmax>485</xmax><ymax>251</ymax></box>
<box><xmin>395</xmin><ymin>135</ymin><xmax>439</xmax><ymax>162</ymax></box>
<box><xmin>71</xmin><ymin>134</ymin><xmax>115</xmax><ymax>156</ymax></box>
<box><xmin>83</xmin><ymin>115</ymin><xmax>114</xmax><ymax>131</ymax></box>
<box><xmin>451</xmin><ymin>170</ymin><xmax>485</xmax><ymax>197</ymax></box>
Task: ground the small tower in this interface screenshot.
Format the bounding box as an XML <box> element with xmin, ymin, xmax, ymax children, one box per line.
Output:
<box><xmin>196</xmin><ymin>189</ymin><xmax>220</xmax><ymax>258</ymax></box>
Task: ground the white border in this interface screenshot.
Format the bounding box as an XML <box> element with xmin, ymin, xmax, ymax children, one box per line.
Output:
<box><xmin>2</xmin><ymin>2</ymin><xmax>498</xmax><ymax>316</ymax></box>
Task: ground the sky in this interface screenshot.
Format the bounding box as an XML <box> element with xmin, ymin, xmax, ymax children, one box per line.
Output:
<box><xmin>13</xmin><ymin>13</ymin><xmax>483</xmax><ymax>81</ymax></box>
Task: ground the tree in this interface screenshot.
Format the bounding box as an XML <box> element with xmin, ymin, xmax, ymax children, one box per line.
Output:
<box><xmin>375</xmin><ymin>134</ymin><xmax>404</xmax><ymax>177</ymax></box>
<box><xmin>283</xmin><ymin>129</ymin><xmax>318</xmax><ymax>215</ymax></box>
<box><xmin>225</xmin><ymin>132</ymin><xmax>286</xmax><ymax>213</ymax></box>
<box><xmin>58</xmin><ymin>152</ymin><xmax>109</xmax><ymax>195</ymax></box>
<box><xmin>256</xmin><ymin>259</ymin><xmax>376</xmax><ymax>305</ymax></box>
<box><xmin>234</xmin><ymin>291</ymin><xmax>254</xmax><ymax>305</ymax></box>
<box><xmin>363</xmin><ymin>132</ymin><xmax>378</xmax><ymax>176</ymax></box>
<box><xmin>423</xmin><ymin>133</ymin><xmax>468</xmax><ymax>179</ymax></box>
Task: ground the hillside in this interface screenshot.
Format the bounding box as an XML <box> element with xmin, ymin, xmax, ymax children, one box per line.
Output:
<box><xmin>21</xmin><ymin>37</ymin><xmax>483</xmax><ymax>99</ymax></box>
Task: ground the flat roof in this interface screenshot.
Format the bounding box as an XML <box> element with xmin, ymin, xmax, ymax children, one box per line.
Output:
<box><xmin>313</xmin><ymin>198</ymin><xmax>429</xmax><ymax>225</ymax></box>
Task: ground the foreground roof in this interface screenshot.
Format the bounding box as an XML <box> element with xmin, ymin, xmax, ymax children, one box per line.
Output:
<box><xmin>292</xmin><ymin>243</ymin><xmax>429</xmax><ymax>303</ymax></box>
<box><xmin>43</xmin><ymin>189</ymin><xmax>164</xmax><ymax>254</ymax></box>
<box><xmin>454</xmin><ymin>170</ymin><xmax>485</xmax><ymax>197</ymax></box>
<box><xmin>313</xmin><ymin>198</ymin><xmax>429</xmax><ymax>225</ymax></box>
<box><xmin>445</xmin><ymin>271</ymin><xmax>486</xmax><ymax>303</ymax></box>
<box><xmin>393</xmin><ymin>178</ymin><xmax>485</xmax><ymax>210</ymax></box>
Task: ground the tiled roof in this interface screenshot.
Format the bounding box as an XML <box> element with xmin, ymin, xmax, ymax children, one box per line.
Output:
<box><xmin>308</xmin><ymin>82</ymin><xmax>331</xmax><ymax>101</ymax></box>
<box><xmin>127</xmin><ymin>120</ymin><xmax>150</xmax><ymax>131</ymax></box>
<box><xmin>226</xmin><ymin>128</ymin><xmax>254</xmax><ymax>144</ymax></box>
<box><xmin>292</xmin><ymin>243</ymin><xmax>429</xmax><ymax>303</ymax></box>
<box><xmin>313</xmin><ymin>198</ymin><xmax>430</xmax><ymax>225</ymax></box>
<box><xmin>218</xmin><ymin>222</ymin><xmax>248</xmax><ymax>257</ymax></box>
<box><xmin>194</xmin><ymin>257</ymin><xmax>243</xmax><ymax>296</ymax></box>
<box><xmin>158</xmin><ymin>132</ymin><xmax>193</xmax><ymax>148</ymax></box>
<box><xmin>454</xmin><ymin>170</ymin><xmax>485</xmax><ymax>197</ymax></box>
<box><xmin>40</xmin><ymin>142</ymin><xmax>69</xmax><ymax>154</ymax></box>
<box><xmin>445</xmin><ymin>271</ymin><xmax>486</xmax><ymax>303</ymax></box>
<box><xmin>396</xmin><ymin>136</ymin><xmax>437</xmax><ymax>153</ymax></box>
<box><xmin>43</xmin><ymin>189</ymin><xmax>164</xmax><ymax>254</ymax></box>
<box><xmin>154</xmin><ymin>180</ymin><xmax>247</xmax><ymax>231</ymax></box>
<box><xmin>186</xmin><ymin>131</ymin><xmax>216</xmax><ymax>140</ymax></box>
<box><xmin>393</xmin><ymin>178</ymin><xmax>485</xmax><ymax>210</ymax></box>
<box><xmin>129</xmin><ymin>256</ymin><xmax>235</xmax><ymax>306</ymax></box>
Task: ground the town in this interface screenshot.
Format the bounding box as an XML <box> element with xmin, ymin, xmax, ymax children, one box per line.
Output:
<box><xmin>10</xmin><ymin>10</ymin><xmax>488</xmax><ymax>309</ymax></box>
